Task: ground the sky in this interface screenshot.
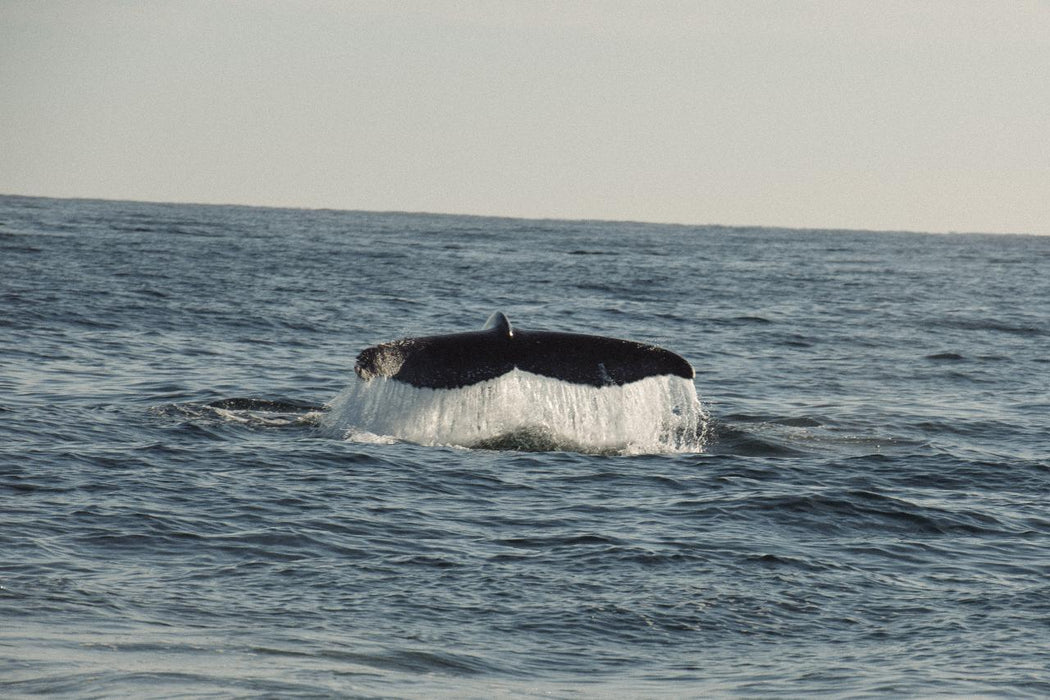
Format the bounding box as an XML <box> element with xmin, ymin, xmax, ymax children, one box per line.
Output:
<box><xmin>2</xmin><ymin>1</ymin><xmax>1048</xmax><ymax>234</ymax></box>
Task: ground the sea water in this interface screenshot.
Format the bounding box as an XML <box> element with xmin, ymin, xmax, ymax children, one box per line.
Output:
<box><xmin>2</xmin><ymin>194</ymin><xmax>1049</xmax><ymax>696</ymax></box>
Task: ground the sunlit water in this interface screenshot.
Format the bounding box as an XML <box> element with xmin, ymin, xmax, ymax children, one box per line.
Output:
<box><xmin>2</xmin><ymin>194</ymin><xmax>1049</xmax><ymax>697</ymax></box>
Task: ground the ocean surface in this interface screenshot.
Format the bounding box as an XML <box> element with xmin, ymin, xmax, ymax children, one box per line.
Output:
<box><xmin>2</xmin><ymin>194</ymin><xmax>1048</xmax><ymax>697</ymax></box>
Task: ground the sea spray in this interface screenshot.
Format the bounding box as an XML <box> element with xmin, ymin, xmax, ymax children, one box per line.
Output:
<box><xmin>322</xmin><ymin>370</ymin><xmax>708</xmax><ymax>454</ymax></box>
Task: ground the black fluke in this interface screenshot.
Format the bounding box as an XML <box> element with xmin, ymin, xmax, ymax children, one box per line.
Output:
<box><xmin>354</xmin><ymin>312</ymin><xmax>694</xmax><ymax>389</ymax></box>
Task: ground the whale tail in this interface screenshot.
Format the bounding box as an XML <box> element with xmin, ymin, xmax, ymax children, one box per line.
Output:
<box><xmin>354</xmin><ymin>312</ymin><xmax>694</xmax><ymax>389</ymax></box>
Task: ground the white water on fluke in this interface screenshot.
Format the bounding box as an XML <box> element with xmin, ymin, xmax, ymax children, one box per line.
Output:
<box><xmin>322</xmin><ymin>371</ymin><xmax>708</xmax><ymax>455</ymax></box>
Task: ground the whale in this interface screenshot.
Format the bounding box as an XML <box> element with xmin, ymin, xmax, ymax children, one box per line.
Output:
<box><xmin>354</xmin><ymin>312</ymin><xmax>694</xmax><ymax>390</ymax></box>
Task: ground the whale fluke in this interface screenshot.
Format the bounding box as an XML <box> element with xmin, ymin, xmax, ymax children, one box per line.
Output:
<box><xmin>354</xmin><ymin>312</ymin><xmax>694</xmax><ymax>390</ymax></box>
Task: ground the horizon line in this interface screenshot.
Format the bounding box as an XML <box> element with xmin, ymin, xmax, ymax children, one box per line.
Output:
<box><xmin>0</xmin><ymin>190</ymin><xmax>1036</xmax><ymax>238</ymax></box>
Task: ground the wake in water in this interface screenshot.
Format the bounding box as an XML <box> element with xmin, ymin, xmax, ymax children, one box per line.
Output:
<box><xmin>320</xmin><ymin>370</ymin><xmax>708</xmax><ymax>455</ymax></box>
<box><xmin>155</xmin><ymin>398</ymin><xmax>324</xmax><ymax>430</ymax></box>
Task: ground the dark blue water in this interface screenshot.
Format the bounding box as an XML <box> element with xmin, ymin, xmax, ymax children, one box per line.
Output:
<box><xmin>2</xmin><ymin>194</ymin><xmax>1048</xmax><ymax>697</ymax></box>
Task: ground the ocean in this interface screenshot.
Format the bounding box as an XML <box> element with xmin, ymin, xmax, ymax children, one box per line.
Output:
<box><xmin>2</xmin><ymin>194</ymin><xmax>1048</xmax><ymax>697</ymax></box>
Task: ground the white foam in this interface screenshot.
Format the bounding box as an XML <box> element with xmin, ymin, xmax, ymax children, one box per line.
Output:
<box><xmin>321</xmin><ymin>370</ymin><xmax>708</xmax><ymax>454</ymax></box>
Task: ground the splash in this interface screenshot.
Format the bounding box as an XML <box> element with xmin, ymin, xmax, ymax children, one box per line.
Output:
<box><xmin>321</xmin><ymin>370</ymin><xmax>708</xmax><ymax>454</ymax></box>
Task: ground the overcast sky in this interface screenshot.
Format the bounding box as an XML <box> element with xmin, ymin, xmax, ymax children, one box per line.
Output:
<box><xmin>2</xmin><ymin>1</ymin><xmax>1048</xmax><ymax>234</ymax></box>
